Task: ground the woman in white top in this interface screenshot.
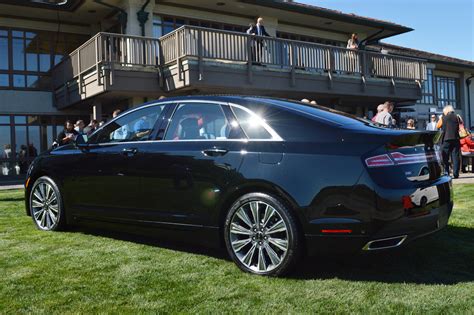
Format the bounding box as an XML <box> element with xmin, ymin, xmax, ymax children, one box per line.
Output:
<box><xmin>347</xmin><ymin>33</ymin><xmax>359</xmax><ymax>49</ymax></box>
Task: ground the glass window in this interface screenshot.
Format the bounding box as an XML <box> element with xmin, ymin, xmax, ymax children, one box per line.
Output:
<box><xmin>89</xmin><ymin>105</ymin><xmax>165</xmax><ymax>144</ymax></box>
<box><xmin>15</xmin><ymin>125</ymin><xmax>27</xmax><ymax>154</ymax></box>
<box><xmin>12</xmin><ymin>31</ymin><xmax>23</xmax><ymax>38</ymax></box>
<box><xmin>13</xmin><ymin>38</ymin><xmax>25</xmax><ymax>70</ymax></box>
<box><xmin>0</xmin><ymin>37</ymin><xmax>8</xmax><ymax>70</ymax></box>
<box><xmin>0</xmin><ymin>126</ymin><xmax>11</xmax><ymax>158</ymax></box>
<box><xmin>28</xmin><ymin>126</ymin><xmax>40</xmax><ymax>158</ymax></box>
<box><xmin>152</xmin><ymin>16</ymin><xmax>162</xmax><ymax>38</ymax></box>
<box><xmin>27</xmin><ymin>75</ymin><xmax>39</xmax><ymax>88</ymax></box>
<box><xmin>435</xmin><ymin>76</ymin><xmax>458</xmax><ymax>108</ymax></box>
<box><xmin>13</xmin><ymin>75</ymin><xmax>25</xmax><ymax>88</ymax></box>
<box><xmin>0</xmin><ymin>28</ymin><xmax>88</xmax><ymax>91</ymax></box>
<box><xmin>0</xmin><ymin>116</ymin><xmax>10</xmax><ymax>124</ymax></box>
<box><xmin>165</xmin><ymin>103</ymin><xmax>239</xmax><ymax>140</ymax></box>
<box><xmin>14</xmin><ymin>116</ymin><xmax>27</xmax><ymax>124</ymax></box>
<box><xmin>0</xmin><ymin>74</ymin><xmax>8</xmax><ymax>87</ymax></box>
<box><xmin>27</xmin><ymin>52</ymin><xmax>38</xmax><ymax>71</ymax></box>
<box><xmin>418</xmin><ymin>68</ymin><xmax>435</xmax><ymax>105</ymax></box>
<box><xmin>231</xmin><ymin>106</ymin><xmax>273</xmax><ymax>140</ymax></box>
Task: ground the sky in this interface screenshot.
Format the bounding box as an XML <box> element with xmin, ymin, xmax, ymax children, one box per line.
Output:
<box><xmin>300</xmin><ymin>0</ymin><xmax>474</xmax><ymax>61</ymax></box>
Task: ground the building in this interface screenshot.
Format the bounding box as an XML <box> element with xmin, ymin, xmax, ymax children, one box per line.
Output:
<box><xmin>0</xmin><ymin>0</ymin><xmax>473</xmax><ymax>184</ymax></box>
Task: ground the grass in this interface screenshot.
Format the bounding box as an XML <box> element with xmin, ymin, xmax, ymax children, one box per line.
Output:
<box><xmin>1</xmin><ymin>186</ymin><xmax>473</xmax><ymax>314</ymax></box>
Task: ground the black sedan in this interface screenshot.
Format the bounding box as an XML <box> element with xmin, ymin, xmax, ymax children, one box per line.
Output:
<box><xmin>25</xmin><ymin>96</ymin><xmax>453</xmax><ymax>276</ymax></box>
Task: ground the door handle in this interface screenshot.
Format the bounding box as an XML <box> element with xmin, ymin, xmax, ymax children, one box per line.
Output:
<box><xmin>122</xmin><ymin>147</ymin><xmax>138</xmax><ymax>156</ymax></box>
<box><xmin>202</xmin><ymin>147</ymin><xmax>228</xmax><ymax>157</ymax></box>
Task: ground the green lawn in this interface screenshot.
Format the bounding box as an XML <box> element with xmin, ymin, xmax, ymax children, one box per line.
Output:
<box><xmin>1</xmin><ymin>186</ymin><xmax>473</xmax><ymax>314</ymax></box>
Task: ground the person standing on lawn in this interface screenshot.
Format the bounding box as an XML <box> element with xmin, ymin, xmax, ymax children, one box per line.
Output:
<box><xmin>437</xmin><ymin>105</ymin><xmax>461</xmax><ymax>178</ymax></box>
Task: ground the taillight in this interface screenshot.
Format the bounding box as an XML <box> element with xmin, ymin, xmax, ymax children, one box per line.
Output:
<box><xmin>366</xmin><ymin>151</ymin><xmax>439</xmax><ymax>168</ymax></box>
<box><xmin>365</xmin><ymin>154</ymin><xmax>394</xmax><ymax>168</ymax></box>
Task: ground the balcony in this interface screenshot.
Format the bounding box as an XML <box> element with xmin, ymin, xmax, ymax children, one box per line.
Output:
<box><xmin>52</xmin><ymin>26</ymin><xmax>427</xmax><ymax>109</ymax></box>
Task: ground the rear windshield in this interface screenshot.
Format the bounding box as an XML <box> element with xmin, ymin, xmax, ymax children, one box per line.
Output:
<box><xmin>255</xmin><ymin>98</ymin><xmax>370</xmax><ymax>127</ymax></box>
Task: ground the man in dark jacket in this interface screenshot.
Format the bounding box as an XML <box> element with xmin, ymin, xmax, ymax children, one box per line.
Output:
<box><xmin>56</xmin><ymin>120</ymin><xmax>79</xmax><ymax>147</ymax></box>
<box><xmin>440</xmin><ymin>105</ymin><xmax>461</xmax><ymax>178</ymax></box>
<box><xmin>246</xmin><ymin>17</ymin><xmax>270</xmax><ymax>64</ymax></box>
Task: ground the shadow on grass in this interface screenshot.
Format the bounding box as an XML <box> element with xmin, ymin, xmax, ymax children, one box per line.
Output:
<box><xmin>291</xmin><ymin>225</ymin><xmax>474</xmax><ymax>285</ymax></box>
<box><xmin>70</xmin><ymin>224</ymin><xmax>473</xmax><ymax>285</ymax></box>
<box><xmin>0</xmin><ymin>197</ymin><xmax>25</xmax><ymax>202</ymax></box>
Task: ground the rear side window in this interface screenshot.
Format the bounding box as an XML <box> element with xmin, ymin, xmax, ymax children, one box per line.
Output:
<box><xmin>231</xmin><ymin>105</ymin><xmax>274</xmax><ymax>140</ymax></box>
<box><xmin>238</xmin><ymin>102</ymin><xmax>333</xmax><ymax>141</ymax></box>
<box><xmin>165</xmin><ymin>103</ymin><xmax>244</xmax><ymax>140</ymax></box>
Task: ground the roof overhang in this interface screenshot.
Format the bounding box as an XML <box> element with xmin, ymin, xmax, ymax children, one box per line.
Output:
<box><xmin>239</xmin><ymin>0</ymin><xmax>413</xmax><ymax>40</ymax></box>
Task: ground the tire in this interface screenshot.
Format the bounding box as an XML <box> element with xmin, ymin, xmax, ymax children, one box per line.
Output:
<box><xmin>420</xmin><ymin>196</ymin><xmax>428</xmax><ymax>208</ymax></box>
<box><xmin>29</xmin><ymin>176</ymin><xmax>66</xmax><ymax>231</ymax></box>
<box><xmin>224</xmin><ymin>192</ymin><xmax>301</xmax><ymax>276</ymax></box>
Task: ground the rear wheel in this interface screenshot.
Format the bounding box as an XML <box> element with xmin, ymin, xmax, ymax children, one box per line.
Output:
<box><xmin>29</xmin><ymin>176</ymin><xmax>66</xmax><ymax>231</ymax></box>
<box><xmin>224</xmin><ymin>192</ymin><xmax>301</xmax><ymax>276</ymax></box>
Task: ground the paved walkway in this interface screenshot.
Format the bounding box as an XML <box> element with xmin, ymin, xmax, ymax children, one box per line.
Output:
<box><xmin>453</xmin><ymin>173</ymin><xmax>474</xmax><ymax>184</ymax></box>
<box><xmin>0</xmin><ymin>184</ymin><xmax>23</xmax><ymax>190</ymax></box>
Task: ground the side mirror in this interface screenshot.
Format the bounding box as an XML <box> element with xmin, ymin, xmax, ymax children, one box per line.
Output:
<box><xmin>75</xmin><ymin>134</ymin><xmax>90</xmax><ymax>151</ymax></box>
<box><xmin>75</xmin><ymin>134</ymin><xmax>88</xmax><ymax>145</ymax></box>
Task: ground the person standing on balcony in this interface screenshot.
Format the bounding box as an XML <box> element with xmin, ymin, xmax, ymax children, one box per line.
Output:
<box><xmin>247</xmin><ymin>17</ymin><xmax>270</xmax><ymax>65</ymax></box>
<box><xmin>347</xmin><ymin>33</ymin><xmax>359</xmax><ymax>50</ymax></box>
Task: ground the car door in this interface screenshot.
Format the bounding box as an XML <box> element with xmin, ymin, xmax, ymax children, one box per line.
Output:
<box><xmin>133</xmin><ymin>101</ymin><xmax>247</xmax><ymax>227</ymax></box>
<box><xmin>67</xmin><ymin>103</ymin><xmax>168</xmax><ymax>221</ymax></box>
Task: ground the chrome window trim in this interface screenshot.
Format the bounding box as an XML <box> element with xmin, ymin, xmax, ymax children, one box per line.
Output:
<box><xmin>92</xmin><ymin>99</ymin><xmax>284</xmax><ymax>144</ymax></box>
<box><xmin>91</xmin><ymin>138</ymin><xmax>282</xmax><ymax>146</ymax></box>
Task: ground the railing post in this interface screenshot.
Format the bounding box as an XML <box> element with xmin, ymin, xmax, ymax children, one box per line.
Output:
<box><xmin>290</xmin><ymin>43</ymin><xmax>296</xmax><ymax>87</ymax></box>
<box><xmin>95</xmin><ymin>35</ymin><xmax>101</xmax><ymax>86</ymax></box>
<box><xmin>176</xmin><ymin>30</ymin><xmax>182</xmax><ymax>81</ymax></box>
<box><xmin>419</xmin><ymin>62</ymin><xmax>425</xmax><ymax>81</ymax></box>
<box><xmin>246</xmin><ymin>35</ymin><xmax>253</xmax><ymax>84</ymax></box>
<box><xmin>197</xmin><ymin>28</ymin><xmax>203</xmax><ymax>81</ymax></box>
<box><xmin>360</xmin><ymin>51</ymin><xmax>367</xmax><ymax>76</ymax></box>
<box><xmin>77</xmin><ymin>50</ymin><xmax>82</xmax><ymax>94</ymax></box>
<box><xmin>329</xmin><ymin>47</ymin><xmax>335</xmax><ymax>73</ymax></box>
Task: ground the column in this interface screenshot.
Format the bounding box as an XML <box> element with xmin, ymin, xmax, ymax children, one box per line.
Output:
<box><xmin>121</xmin><ymin>0</ymin><xmax>155</xmax><ymax>36</ymax></box>
<box><xmin>92</xmin><ymin>101</ymin><xmax>102</xmax><ymax>121</ymax></box>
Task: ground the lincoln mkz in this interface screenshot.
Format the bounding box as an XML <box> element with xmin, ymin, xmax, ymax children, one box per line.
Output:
<box><xmin>25</xmin><ymin>96</ymin><xmax>453</xmax><ymax>276</ymax></box>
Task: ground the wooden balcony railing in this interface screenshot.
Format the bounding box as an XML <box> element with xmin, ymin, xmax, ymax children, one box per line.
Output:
<box><xmin>52</xmin><ymin>26</ymin><xmax>427</xmax><ymax>91</ymax></box>
<box><xmin>51</xmin><ymin>32</ymin><xmax>161</xmax><ymax>89</ymax></box>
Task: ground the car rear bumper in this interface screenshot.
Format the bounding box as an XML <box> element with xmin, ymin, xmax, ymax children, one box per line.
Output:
<box><xmin>304</xmin><ymin>201</ymin><xmax>453</xmax><ymax>256</ymax></box>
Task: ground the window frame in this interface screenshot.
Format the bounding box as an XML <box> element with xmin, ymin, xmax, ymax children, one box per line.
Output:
<box><xmin>88</xmin><ymin>102</ymin><xmax>171</xmax><ymax>145</ymax></box>
<box><xmin>161</xmin><ymin>101</ymin><xmax>246</xmax><ymax>141</ymax></box>
<box><xmin>435</xmin><ymin>76</ymin><xmax>459</xmax><ymax>109</ymax></box>
<box><xmin>0</xmin><ymin>26</ymin><xmax>88</xmax><ymax>91</ymax></box>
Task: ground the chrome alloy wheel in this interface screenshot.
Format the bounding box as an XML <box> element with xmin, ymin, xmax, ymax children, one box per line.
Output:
<box><xmin>229</xmin><ymin>201</ymin><xmax>289</xmax><ymax>273</ymax></box>
<box><xmin>30</xmin><ymin>181</ymin><xmax>60</xmax><ymax>230</ymax></box>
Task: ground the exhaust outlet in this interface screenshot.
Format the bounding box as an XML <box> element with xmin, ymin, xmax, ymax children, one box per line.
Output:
<box><xmin>362</xmin><ymin>235</ymin><xmax>407</xmax><ymax>251</ymax></box>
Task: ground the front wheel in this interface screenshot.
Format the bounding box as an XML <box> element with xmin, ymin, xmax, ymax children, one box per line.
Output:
<box><xmin>29</xmin><ymin>176</ymin><xmax>66</xmax><ymax>231</ymax></box>
<box><xmin>224</xmin><ymin>192</ymin><xmax>301</xmax><ymax>276</ymax></box>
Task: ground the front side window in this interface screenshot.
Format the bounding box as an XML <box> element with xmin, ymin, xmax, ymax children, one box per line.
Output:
<box><xmin>89</xmin><ymin>105</ymin><xmax>166</xmax><ymax>144</ymax></box>
<box><xmin>164</xmin><ymin>103</ymin><xmax>243</xmax><ymax>140</ymax></box>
